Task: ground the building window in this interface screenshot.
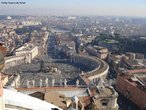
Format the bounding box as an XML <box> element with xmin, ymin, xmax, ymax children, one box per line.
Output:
<box><xmin>102</xmin><ymin>102</ymin><xmax>108</xmax><ymax>106</ymax></box>
<box><xmin>101</xmin><ymin>99</ymin><xmax>108</xmax><ymax>107</ymax></box>
<box><xmin>51</xmin><ymin>108</ymin><xmax>60</xmax><ymax>110</ymax></box>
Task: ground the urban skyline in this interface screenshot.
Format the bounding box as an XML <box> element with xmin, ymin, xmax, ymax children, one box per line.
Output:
<box><xmin>1</xmin><ymin>9</ymin><xmax>146</xmax><ymax>110</ymax></box>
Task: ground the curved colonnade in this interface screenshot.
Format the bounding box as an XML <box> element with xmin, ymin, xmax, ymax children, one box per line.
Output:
<box><xmin>70</xmin><ymin>54</ymin><xmax>109</xmax><ymax>84</ymax></box>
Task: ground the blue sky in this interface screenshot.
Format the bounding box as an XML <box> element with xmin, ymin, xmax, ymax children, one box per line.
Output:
<box><xmin>0</xmin><ymin>0</ymin><xmax>146</xmax><ymax>17</ymax></box>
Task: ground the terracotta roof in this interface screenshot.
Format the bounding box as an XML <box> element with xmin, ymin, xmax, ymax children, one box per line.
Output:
<box><xmin>45</xmin><ymin>91</ymin><xmax>66</xmax><ymax>109</ymax></box>
<box><xmin>1</xmin><ymin>73</ymin><xmax>9</xmax><ymax>81</ymax></box>
<box><xmin>127</xmin><ymin>69</ymin><xmax>146</xmax><ymax>74</ymax></box>
<box><xmin>0</xmin><ymin>45</ymin><xmax>7</xmax><ymax>54</ymax></box>
<box><xmin>124</xmin><ymin>60</ymin><xmax>139</xmax><ymax>66</ymax></box>
<box><xmin>29</xmin><ymin>92</ymin><xmax>45</xmax><ymax>100</ymax></box>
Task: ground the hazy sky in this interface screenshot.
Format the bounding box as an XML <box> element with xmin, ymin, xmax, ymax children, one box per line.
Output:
<box><xmin>0</xmin><ymin>0</ymin><xmax>146</xmax><ymax>17</ymax></box>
